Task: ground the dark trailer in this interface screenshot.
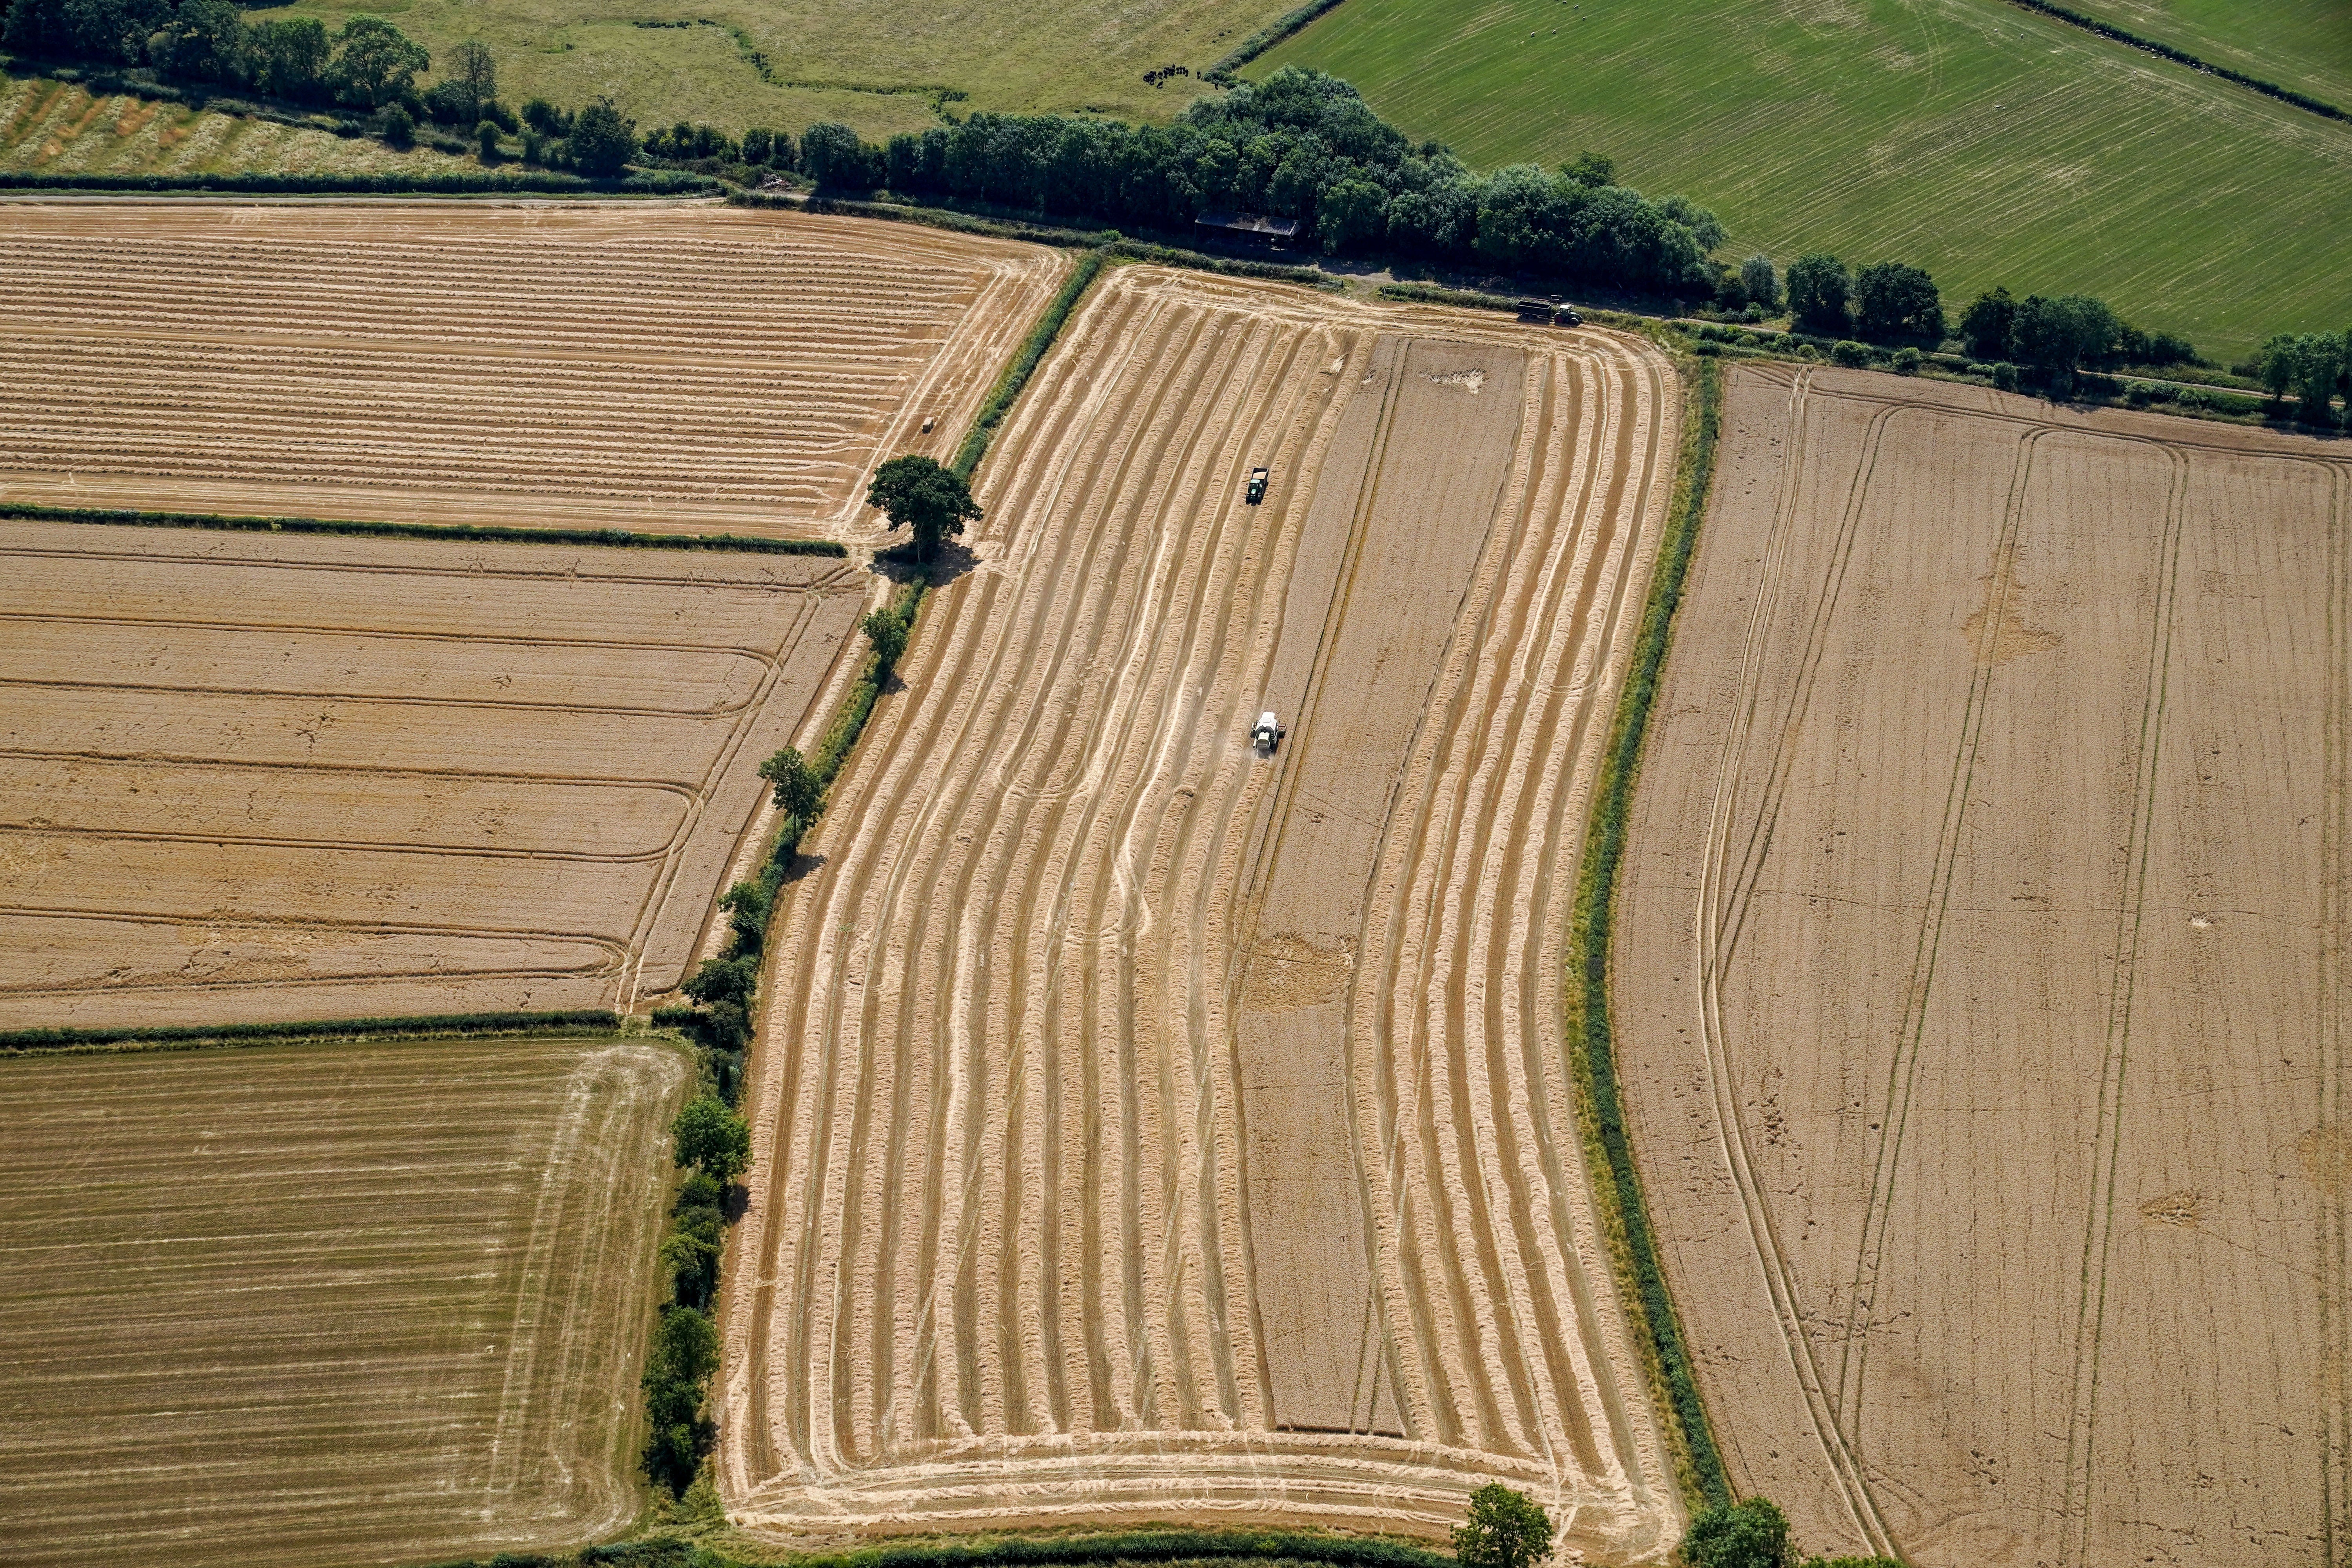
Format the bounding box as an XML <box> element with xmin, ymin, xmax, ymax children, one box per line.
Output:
<box><xmin>1193</xmin><ymin>210</ymin><xmax>1303</xmax><ymax>252</ymax></box>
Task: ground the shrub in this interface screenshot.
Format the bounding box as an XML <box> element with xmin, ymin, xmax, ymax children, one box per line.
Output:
<box><xmin>1890</xmin><ymin>346</ymin><xmax>1922</xmax><ymax>374</ymax></box>
<box><xmin>1831</xmin><ymin>339</ymin><xmax>1873</xmax><ymax>367</ymax></box>
<box><xmin>1682</xmin><ymin>1497</ymin><xmax>1795</xmax><ymax>1568</ymax></box>
<box><xmin>374</xmin><ymin>101</ymin><xmax>414</xmax><ymax>148</ymax></box>
<box><xmin>475</xmin><ymin>118</ymin><xmax>499</xmax><ymax>160</ymax></box>
<box><xmin>1452</xmin><ymin>1484</ymin><xmax>1550</xmax><ymax>1568</ymax></box>
<box><xmin>671</xmin><ymin>1094</ymin><xmax>751</xmax><ymax>1183</ymax></box>
<box><xmin>568</xmin><ymin>96</ymin><xmax>634</xmax><ymax>174</ymax></box>
<box><xmin>1991</xmin><ymin>360</ymin><xmax>2020</xmax><ymax>390</ymax></box>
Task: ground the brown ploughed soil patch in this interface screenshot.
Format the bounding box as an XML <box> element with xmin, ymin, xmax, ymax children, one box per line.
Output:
<box><xmin>0</xmin><ymin>1034</ymin><xmax>686</xmax><ymax>1568</ymax></box>
<box><xmin>1615</xmin><ymin>362</ymin><xmax>2349</xmax><ymax>1567</ymax></box>
<box><xmin>721</xmin><ymin>267</ymin><xmax>1684</xmax><ymax>1557</ymax></box>
<box><xmin>0</xmin><ymin>204</ymin><xmax>1065</xmax><ymax>539</ymax></box>
<box><xmin>0</xmin><ymin>519</ymin><xmax>863</xmax><ymax>1029</ymax></box>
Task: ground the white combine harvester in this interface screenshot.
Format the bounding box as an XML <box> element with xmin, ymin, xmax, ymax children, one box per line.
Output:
<box><xmin>1251</xmin><ymin>711</ymin><xmax>1285</xmax><ymax>753</ymax></box>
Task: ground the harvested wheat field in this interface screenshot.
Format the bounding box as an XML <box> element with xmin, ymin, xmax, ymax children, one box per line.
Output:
<box><xmin>1616</xmin><ymin>364</ymin><xmax>2350</xmax><ymax>1566</ymax></box>
<box><xmin>723</xmin><ymin>266</ymin><xmax>1684</xmax><ymax>1557</ymax></box>
<box><xmin>0</xmin><ymin>203</ymin><xmax>1064</xmax><ymax>538</ymax></box>
<box><xmin>0</xmin><ymin>517</ymin><xmax>864</xmax><ymax>1029</ymax></box>
<box><xmin>0</xmin><ymin>1034</ymin><xmax>686</xmax><ymax>1567</ymax></box>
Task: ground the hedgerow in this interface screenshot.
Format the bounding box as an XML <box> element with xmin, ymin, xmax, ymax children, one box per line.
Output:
<box><xmin>0</xmin><ymin>1010</ymin><xmax>620</xmax><ymax>1054</ymax></box>
<box><xmin>1563</xmin><ymin>354</ymin><xmax>1731</xmax><ymax>1510</ymax></box>
<box><xmin>430</xmin><ymin>1528</ymin><xmax>1459</xmax><ymax>1568</ymax></box>
<box><xmin>0</xmin><ymin>504</ymin><xmax>845</xmax><ymax>556</ymax></box>
<box><xmin>0</xmin><ymin>169</ymin><xmax>713</xmax><ymax>194</ymax></box>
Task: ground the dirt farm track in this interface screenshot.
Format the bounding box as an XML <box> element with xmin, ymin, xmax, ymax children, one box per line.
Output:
<box><xmin>0</xmin><ymin>518</ymin><xmax>862</xmax><ymax>1029</ymax></box>
<box><xmin>722</xmin><ymin>266</ymin><xmax>1685</xmax><ymax>1557</ymax></box>
<box><xmin>0</xmin><ymin>203</ymin><xmax>1066</xmax><ymax>539</ymax></box>
<box><xmin>1617</xmin><ymin>365</ymin><xmax>2350</xmax><ymax>1567</ymax></box>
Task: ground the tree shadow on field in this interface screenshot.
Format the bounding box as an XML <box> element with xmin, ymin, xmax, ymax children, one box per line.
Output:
<box><xmin>779</xmin><ymin>849</ymin><xmax>828</xmax><ymax>886</ymax></box>
<box><xmin>873</xmin><ymin>537</ymin><xmax>980</xmax><ymax>588</ymax></box>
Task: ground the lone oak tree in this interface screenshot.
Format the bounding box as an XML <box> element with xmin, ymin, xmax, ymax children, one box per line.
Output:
<box><xmin>867</xmin><ymin>454</ymin><xmax>980</xmax><ymax>563</ymax></box>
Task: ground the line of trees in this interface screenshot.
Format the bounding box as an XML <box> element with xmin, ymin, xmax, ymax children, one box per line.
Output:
<box><xmin>791</xmin><ymin>69</ymin><xmax>1726</xmax><ymax>296</ymax></box>
<box><xmin>2256</xmin><ymin>328</ymin><xmax>2352</xmax><ymax>426</ymax></box>
<box><xmin>4</xmin><ymin>0</ymin><xmax>430</xmax><ymax>109</ymax></box>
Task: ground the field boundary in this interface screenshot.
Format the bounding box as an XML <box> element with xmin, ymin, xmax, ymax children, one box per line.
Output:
<box><xmin>1996</xmin><ymin>0</ymin><xmax>2349</xmax><ymax>123</ymax></box>
<box><xmin>0</xmin><ymin>503</ymin><xmax>848</xmax><ymax>555</ymax></box>
<box><xmin>0</xmin><ymin>1009</ymin><xmax>624</xmax><ymax>1055</ymax></box>
<box><xmin>426</xmin><ymin>1525</ymin><xmax>1462</xmax><ymax>1568</ymax></box>
<box><xmin>1563</xmin><ymin>353</ymin><xmax>1733</xmax><ymax>1509</ymax></box>
<box><xmin>1205</xmin><ymin>0</ymin><xmax>1356</xmax><ymax>78</ymax></box>
<box><xmin>953</xmin><ymin>249</ymin><xmax>1109</xmax><ymax>475</ymax></box>
<box><xmin>0</xmin><ymin>169</ymin><xmax>718</xmax><ymax>195</ymax></box>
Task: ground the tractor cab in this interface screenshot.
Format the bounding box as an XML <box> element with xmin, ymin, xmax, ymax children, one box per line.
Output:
<box><xmin>1245</xmin><ymin>466</ymin><xmax>1270</xmax><ymax>506</ymax></box>
<box><xmin>1251</xmin><ymin>711</ymin><xmax>1284</xmax><ymax>753</ymax></box>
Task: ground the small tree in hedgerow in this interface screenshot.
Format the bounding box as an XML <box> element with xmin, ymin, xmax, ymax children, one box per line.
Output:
<box><xmin>867</xmin><ymin>454</ymin><xmax>981</xmax><ymax>563</ymax></box>
<box><xmin>671</xmin><ymin>1093</ymin><xmax>752</xmax><ymax>1185</ymax></box>
<box><xmin>1454</xmin><ymin>1483</ymin><xmax>1553</xmax><ymax>1568</ymax></box>
<box><xmin>759</xmin><ymin>746</ymin><xmax>822</xmax><ymax>823</ymax></box>
<box><xmin>1681</xmin><ymin>1495</ymin><xmax>1796</xmax><ymax>1568</ymax></box>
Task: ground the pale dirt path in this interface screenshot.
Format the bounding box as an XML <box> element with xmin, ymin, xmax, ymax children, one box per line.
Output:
<box><xmin>1616</xmin><ymin>363</ymin><xmax>2350</xmax><ymax>1567</ymax></box>
<box><xmin>0</xmin><ymin>204</ymin><xmax>1066</xmax><ymax>540</ymax></box>
<box><xmin>719</xmin><ymin>267</ymin><xmax>1682</xmax><ymax>1559</ymax></box>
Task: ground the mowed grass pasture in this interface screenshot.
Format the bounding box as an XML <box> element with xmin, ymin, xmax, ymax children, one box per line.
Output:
<box><xmin>0</xmin><ymin>72</ymin><xmax>478</xmax><ymax>177</ymax></box>
<box><xmin>2060</xmin><ymin>0</ymin><xmax>2352</xmax><ymax>109</ymax></box>
<box><xmin>243</xmin><ymin>0</ymin><xmax>1288</xmax><ymax>145</ymax></box>
<box><xmin>0</xmin><ymin>1035</ymin><xmax>686</xmax><ymax>1568</ymax></box>
<box><xmin>1258</xmin><ymin>0</ymin><xmax>2352</xmax><ymax>360</ymax></box>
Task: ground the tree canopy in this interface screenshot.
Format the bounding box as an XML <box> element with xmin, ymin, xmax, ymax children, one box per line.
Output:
<box><xmin>1452</xmin><ymin>1483</ymin><xmax>1552</xmax><ymax>1568</ymax></box>
<box><xmin>759</xmin><ymin>746</ymin><xmax>822</xmax><ymax>822</ymax></box>
<box><xmin>568</xmin><ymin>96</ymin><xmax>635</xmax><ymax>175</ymax></box>
<box><xmin>671</xmin><ymin>1094</ymin><xmax>752</xmax><ymax>1184</ymax></box>
<box><xmin>1786</xmin><ymin>253</ymin><xmax>1851</xmax><ymax>335</ymax></box>
<box><xmin>1853</xmin><ymin>261</ymin><xmax>1942</xmax><ymax>342</ymax></box>
<box><xmin>1681</xmin><ymin>1497</ymin><xmax>1795</xmax><ymax>1568</ymax></box>
<box><xmin>867</xmin><ymin>454</ymin><xmax>981</xmax><ymax>562</ymax></box>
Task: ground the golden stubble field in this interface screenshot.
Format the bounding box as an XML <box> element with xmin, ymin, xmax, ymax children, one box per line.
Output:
<box><xmin>721</xmin><ymin>267</ymin><xmax>1686</xmax><ymax>1557</ymax></box>
<box><xmin>0</xmin><ymin>204</ymin><xmax>1066</xmax><ymax>539</ymax></box>
<box><xmin>1616</xmin><ymin>364</ymin><xmax>2350</xmax><ymax>1566</ymax></box>
<box><xmin>0</xmin><ymin>518</ymin><xmax>864</xmax><ymax>1030</ymax></box>
<box><xmin>0</xmin><ymin>1034</ymin><xmax>687</xmax><ymax>1568</ymax></box>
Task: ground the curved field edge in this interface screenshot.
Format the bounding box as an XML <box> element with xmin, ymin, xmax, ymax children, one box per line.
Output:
<box><xmin>1563</xmin><ymin>352</ymin><xmax>1731</xmax><ymax>1509</ymax></box>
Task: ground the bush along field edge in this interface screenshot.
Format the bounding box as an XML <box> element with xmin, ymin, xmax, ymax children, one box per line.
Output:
<box><xmin>0</xmin><ymin>1009</ymin><xmax>624</xmax><ymax>1055</ymax></box>
<box><xmin>0</xmin><ymin>503</ymin><xmax>848</xmax><ymax>555</ymax></box>
<box><xmin>416</xmin><ymin>1526</ymin><xmax>1464</xmax><ymax>1568</ymax></box>
<box><xmin>635</xmin><ymin>249</ymin><xmax>1110</xmax><ymax>1509</ymax></box>
<box><xmin>1563</xmin><ymin>353</ymin><xmax>1732</xmax><ymax>1510</ymax></box>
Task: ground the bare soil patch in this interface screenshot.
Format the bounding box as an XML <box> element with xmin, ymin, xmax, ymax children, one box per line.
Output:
<box><xmin>1615</xmin><ymin>363</ymin><xmax>2349</xmax><ymax>1566</ymax></box>
<box><xmin>0</xmin><ymin>204</ymin><xmax>1065</xmax><ymax>538</ymax></box>
<box><xmin>0</xmin><ymin>518</ymin><xmax>863</xmax><ymax>1029</ymax></box>
<box><xmin>0</xmin><ymin>1034</ymin><xmax>687</xmax><ymax>1568</ymax></box>
<box><xmin>722</xmin><ymin>267</ymin><xmax>1683</xmax><ymax>1557</ymax></box>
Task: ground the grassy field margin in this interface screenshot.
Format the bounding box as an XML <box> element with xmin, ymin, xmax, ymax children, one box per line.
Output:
<box><xmin>1562</xmin><ymin>352</ymin><xmax>1731</xmax><ymax>1510</ymax></box>
<box><xmin>0</xmin><ymin>503</ymin><xmax>847</xmax><ymax>555</ymax></box>
<box><xmin>0</xmin><ymin>1009</ymin><xmax>623</xmax><ymax>1054</ymax></box>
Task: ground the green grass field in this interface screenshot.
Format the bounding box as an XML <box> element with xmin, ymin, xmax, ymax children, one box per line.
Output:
<box><xmin>0</xmin><ymin>70</ymin><xmax>480</xmax><ymax>176</ymax></box>
<box><xmin>1258</xmin><ymin>0</ymin><xmax>2352</xmax><ymax>359</ymax></box>
<box><xmin>2057</xmin><ymin>0</ymin><xmax>2352</xmax><ymax>109</ymax></box>
<box><xmin>244</xmin><ymin>0</ymin><xmax>1285</xmax><ymax>144</ymax></box>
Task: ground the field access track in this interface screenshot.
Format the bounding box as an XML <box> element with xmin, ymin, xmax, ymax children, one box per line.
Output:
<box><xmin>0</xmin><ymin>204</ymin><xmax>1066</xmax><ymax>538</ymax></box>
<box><xmin>0</xmin><ymin>519</ymin><xmax>864</xmax><ymax>1030</ymax></box>
<box><xmin>0</xmin><ymin>1034</ymin><xmax>687</xmax><ymax>1568</ymax></box>
<box><xmin>1616</xmin><ymin>364</ymin><xmax>2350</xmax><ymax>1567</ymax></box>
<box><xmin>723</xmin><ymin>267</ymin><xmax>1684</xmax><ymax>1557</ymax></box>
